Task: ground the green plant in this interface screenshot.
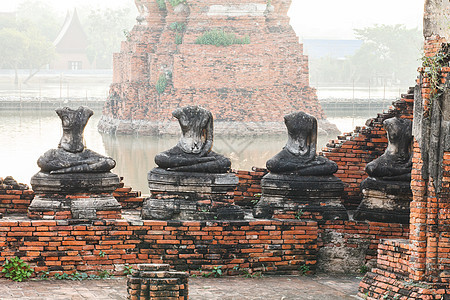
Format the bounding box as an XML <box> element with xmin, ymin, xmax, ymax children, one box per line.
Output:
<box><xmin>211</xmin><ymin>266</ymin><xmax>223</xmax><ymax>278</ymax></box>
<box><xmin>156</xmin><ymin>74</ymin><xmax>168</xmax><ymax>94</ymax></box>
<box><xmin>54</xmin><ymin>272</ymin><xmax>69</xmax><ymax>280</ymax></box>
<box><xmin>123</xmin><ymin>29</ymin><xmax>131</xmax><ymax>41</ymax></box>
<box><xmin>71</xmin><ymin>272</ymin><xmax>83</xmax><ymax>281</ymax></box>
<box><xmin>1</xmin><ymin>257</ymin><xmax>34</xmax><ymax>282</ymax></box>
<box><xmin>201</xmin><ymin>271</ymin><xmax>211</xmax><ymax>278</ymax></box>
<box><xmin>195</xmin><ymin>29</ymin><xmax>250</xmax><ymax>47</ymax></box>
<box><xmin>89</xmin><ymin>274</ymin><xmax>100</xmax><ymax>280</ymax></box>
<box><xmin>170</xmin><ymin>22</ymin><xmax>186</xmax><ymax>32</ymax></box>
<box><xmin>124</xmin><ymin>265</ymin><xmax>135</xmax><ymax>275</ymax></box>
<box><xmin>241</xmin><ymin>268</ymin><xmax>262</xmax><ymax>278</ymax></box>
<box><xmin>38</xmin><ymin>270</ymin><xmax>50</xmax><ymax>280</ymax></box>
<box><xmin>175</xmin><ymin>33</ymin><xmax>183</xmax><ymax>45</ymax></box>
<box><xmin>299</xmin><ymin>264</ymin><xmax>310</xmax><ymax>276</ymax></box>
<box><xmin>169</xmin><ymin>0</ymin><xmax>186</xmax><ymax>7</ymax></box>
<box><xmin>295</xmin><ymin>209</ymin><xmax>304</xmax><ymax>219</ymax></box>
<box><xmin>251</xmin><ymin>193</ymin><xmax>261</xmax><ymax>205</ymax></box>
<box><xmin>359</xmin><ymin>265</ymin><xmax>370</xmax><ymax>274</ymax></box>
<box><xmin>156</xmin><ymin>0</ymin><xmax>166</xmax><ymax>10</ymax></box>
<box><xmin>98</xmin><ymin>270</ymin><xmax>112</xmax><ymax>279</ymax></box>
<box><xmin>421</xmin><ymin>46</ymin><xmax>450</xmax><ymax>109</ymax></box>
<box><xmin>99</xmin><ymin>250</ymin><xmax>106</xmax><ymax>258</ymax></box>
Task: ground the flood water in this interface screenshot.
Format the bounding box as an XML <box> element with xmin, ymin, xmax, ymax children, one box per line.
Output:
<box><xmin>0</xmin><ymin>106</ymin><xmax>386</xmax><ymax>193</ymax></box>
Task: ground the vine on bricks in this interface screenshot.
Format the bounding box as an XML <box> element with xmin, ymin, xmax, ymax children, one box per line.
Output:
<box><xmin>421</xmin><ymin>44</ymin><xmax>450</xmax><ymax>114</ymax></box>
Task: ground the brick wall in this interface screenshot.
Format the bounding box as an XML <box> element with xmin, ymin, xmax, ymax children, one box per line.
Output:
<box><xmin>0</xmin><ymin>177</ymin><xmax>34</xmax><ymax>215</ymax></box>
<box><xmin>113</xmin><ymin>180</ymin><xmax>145</xmax><ymax>209</ymax></box>
<box><xmin>0</xmin><ymin>219</ymin><xmax>318</xmax><ymax>276</ymax></box>
<box><xmin>358</xmin><ymin>7</ymin><xmax>450</xmax><ymax>295</ymax></box>
<box><xmin>233</xmin><ymin>168</ymin><xmax>268</xmax><ymax>208</ymax></box>
<box><xmin>409</xmin><ymin>38</ymin><xmax>450</xmax><ymax>283</ymax></box>
<box><xmin>317</xmin><ymin>221</ymin><xmax>409</xmax><ymax>273</ymax></box>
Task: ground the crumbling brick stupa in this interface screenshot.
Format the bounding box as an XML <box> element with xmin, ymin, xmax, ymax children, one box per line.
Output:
<box><xmin>98</xmin><ymin>0</ymin><xmax>338</xmax><ymax>136</ymax></box>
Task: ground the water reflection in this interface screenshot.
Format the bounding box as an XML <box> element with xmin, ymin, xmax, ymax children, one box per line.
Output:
<box><xmin>101</xmin><ymin>133</ymin><xmax>334</xmax><ymax>193</ymax></box>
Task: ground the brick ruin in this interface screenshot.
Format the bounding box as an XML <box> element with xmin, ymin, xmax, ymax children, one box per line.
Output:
<box><xmin>357</xmin><ymin>0</ymin><xmax>450</xmax><ymax>298</ymax></box>
<box><xmin>98</xmin><ymin>0</ymin><xmax>338</xmax><ymax>136</ymax></box>
<box><xmin>0</xmin><ymin>2</ymin><xmax>450</xmax><ymax>299</ymax></box>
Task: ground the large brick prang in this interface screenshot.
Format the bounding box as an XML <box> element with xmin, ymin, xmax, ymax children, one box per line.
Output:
<box><xmin>99</xmin><ymin>0</ymin><xmax>335</xmax><ymax>136</ymax></box>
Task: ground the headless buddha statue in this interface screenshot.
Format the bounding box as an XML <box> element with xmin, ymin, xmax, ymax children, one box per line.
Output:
<box><xmin>37</xmin><ymin>107</ymin><xmax>116</xmax><ymax>174</ymax></box>
<box><xmin>266</xmin><ymin>111</ymin><xmax>337</xmax><ymax>176</ymax></box>
<box><xmin>155</xmin><ymin>106</ymin><xmax>231</xmax><ymax>173</ymax></box>
<box><xmin>365</xmin><ymin>117</ymin><xmax>412</xmax><ymax>181</ymax></box>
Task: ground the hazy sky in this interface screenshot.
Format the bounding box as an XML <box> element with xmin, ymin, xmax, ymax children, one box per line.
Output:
<box><xmin>1</xmin><ymin>0</ymin><xmax>425</xmax><ymax>39</ymax></box>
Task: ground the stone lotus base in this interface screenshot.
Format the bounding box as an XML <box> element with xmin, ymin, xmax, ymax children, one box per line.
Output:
<box><xmin>353</xmin><ymin>177</ymin><xmax>412</xmax><ymax>224</ymax></box>
<box><xmin>141</xmin><ymin>168</ymin><xmax>244</xmax><ymax>220</ymax></box>
<box><xmin>253</xmin><ymin>173</ymin><xmax>348</xmax><ymax>220</ymax></box>
<box><xmin>28</xmin><ymin>172</ymin><xmax>121</xmax><ymax>220</ymax></box>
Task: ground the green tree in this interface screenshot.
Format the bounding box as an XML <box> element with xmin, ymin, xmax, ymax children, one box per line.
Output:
<box><xmin>309</xmin><ymin>25</ymin><xmax>423</xmax><ymax>86</ymax></box>
<box><xmin>0</xmin><ymin>28</ymin><xmax>28</xmax><ymax>84</ymax></box>
<box><xmin>351</xmin><ymin>24</ymin><xmax>423</xmax><ymax>84</ymax></box>
<box><xmin>22</xmin><ymin>28</ymin><xmax>56</xmax><ymax>83</ymax></box>
<box><xmin>0</xmin><ymin>0</ymin><xmax>59</xmax><ymax>83</ymax></box>
<box><xmin>82</xmin><ymin>7</ymin><xmax>135</xmax><ymax>68</ymax></box>
<box><xmin>16</xmin><ymin>0</ymin><xmax>62</xmax><ymax>41</ymax></box>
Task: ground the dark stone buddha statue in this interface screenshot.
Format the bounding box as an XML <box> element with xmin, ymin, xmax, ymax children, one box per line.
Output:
<box><xmin>155</xmin><ymin>106</ymin><xmax>231</xmax><ymax>173</ymax></box>
<box><xmin>266</xmin><ymin>111</ymin><xmax>337</xmax><ymax>176</ymax></box>
<box><xmin>37</xmin><ymin>107</ymin><xmax>116</xmax><ymax>174</ymax></box>
<box><xmin>365</xmin><ymin>117</ymin><xmax>412</xmax><ymax>181</ymax></box>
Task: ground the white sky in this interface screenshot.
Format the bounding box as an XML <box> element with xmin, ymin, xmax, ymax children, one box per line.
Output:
<box><xmin>1</xmin><ymin>0</ymin><xmax>425</xmax><ymax>39</ymax></box>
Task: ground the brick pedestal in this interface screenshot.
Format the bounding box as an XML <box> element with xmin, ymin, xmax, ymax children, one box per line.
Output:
<box><xmin>127</xmin><ymin>264</ymin><xmax>188</xmax><ymax>300</ymax></box>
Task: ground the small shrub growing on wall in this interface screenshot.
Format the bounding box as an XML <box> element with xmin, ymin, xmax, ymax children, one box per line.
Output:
<box><xmin>195</xmin><ymin>29</ymin><xmax>250</xmax><ymax>47</ymax></box>
<box><xmin>170</xmin><ymin>22</ymin><xmax>186</xmax><ymax>32</ymax></box>
<box><xmin>157</xmin><ymin>0</ymin><xmax>166</xmax><ymax>10</ymax></box>
<box><xmin>156</xmin><ymin>74</ymin><xmax>168</xmax><ymax>94</ymax></box>
<box><xmin>1</xmin><ymin>257</ymin><xmax>34</xmax><ymax>282</ymax></box>
<box><xmin>169</xmin><ymin>0</ymin><xmax>186</xmax><ymax>7</ymax></box>
<box><xmin>175</xmin><ymin>34</ymin><xmax>183</xmax><ymax>45</ymax></box>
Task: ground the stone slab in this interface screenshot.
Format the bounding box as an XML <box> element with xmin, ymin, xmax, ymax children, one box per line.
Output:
<box><xmin>254</xmin><ymin>173</ymin><xmax>348</xmax><ymax>220</ymax></box>
<box><xmin>31</xmin><ymin>171</ymin><xmax>120</xmax><ymax>194</ymax></box>
<box><xmin>148</xmin><ymin>168</ymin><xmax>238</xmax><ymax>193</ymax></box>
<box><xmin>353</xmin><ymin>188</ymin><xmax>411</xmax><ymax>224</ymax></box>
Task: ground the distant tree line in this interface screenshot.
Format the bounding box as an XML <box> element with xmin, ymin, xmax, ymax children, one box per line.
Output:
<box><xmin>0</xmin><ymin>0</ymin><xmax>136</xmax><ymax>83</ymax></box>
<box><xmin>309</xmin><ymin>25</ymin><xmax>423</xmax><ymax>86</ymax></box>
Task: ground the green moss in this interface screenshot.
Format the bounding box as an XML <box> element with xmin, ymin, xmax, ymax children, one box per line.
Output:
<box><xmin>156</xmin><ymin>0</ymin><xmax>166</xmax><ymax>11</ymax></box>
<box><xmin>156</xmin><ymin>74</ymin><xmax>168</xmax><ymax>94</ymax></box>
<box><xmin>169</xmin><ymin>0</ymin><xmax>186</xmax><ymax>7</ymax></box>
<box><xmin>175</xmin><ymin>33</ymin><xmax>183</xmax><ymax>45</ymax></box>
<box><xmin>170</xmin><ymin>22</ymin><xmax>186</xmax><ymax>32</ymax></box>
<box><xmin>195</xmin><ymin>29</ymin><xmax>250</xmax><ymax>47</ymax></box>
